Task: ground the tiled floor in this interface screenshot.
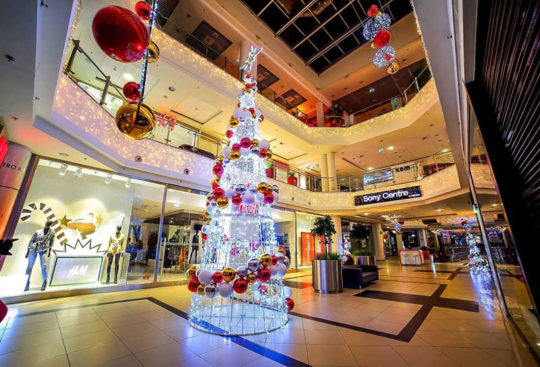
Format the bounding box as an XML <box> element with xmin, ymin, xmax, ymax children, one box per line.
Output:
<box><xmin>0</xmin><ymin>259</ymin><xmax>529</xmax><ymax>366</ymax></box>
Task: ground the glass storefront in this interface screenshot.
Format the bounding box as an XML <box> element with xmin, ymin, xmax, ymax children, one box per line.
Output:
<box><xmin>0</xmin><ymin>158</ymin><xmax>317</xmax><ymax>298</ymax></box>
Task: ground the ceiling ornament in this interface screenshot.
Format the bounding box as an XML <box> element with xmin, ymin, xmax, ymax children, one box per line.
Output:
<box><xmin>363</xmin><ymin>4</ymin><xmax>400</xmax><ymax>74</ymax></box>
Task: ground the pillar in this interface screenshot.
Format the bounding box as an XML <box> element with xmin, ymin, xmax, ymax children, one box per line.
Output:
<box><xmin>316</xmin><ymin>101</ymin><xmax>324</xmax><ymax>127</ymax></box>
<box><xmin>331</xmin><ymin>215</ymin><xmax>342</xmax><ymax>254</ymax></box>
<box><xmin>417</xmin><ymin>229</ymin><xmax>427</xmax><ymax>248</ymax></box>
<box><xmin>348</xmin><ymin>113</ymin><xmax>355</xmax><ymax>126</ymax></box>
<box><xmin>396</xmin><ymin>232</ymin><xmax>404</xmax><ymax>249</ymax></box>
<box><xmin>240</xmin><ymin>41</ymin><xmax>257</xmax><ymax>76</ymax></box>
<box><xmin>373</xmin><ymin>223</ymin><xmax>385</xmax><ymax>261</ymax></box>
<box><xmin>326</xmin><ymin>152</ymin><xmax>336</xmax><ymax>191</ymax></box>
<box><xmin>320</xmin><ymin>153</ymin><xmax>329</xmax><ymax>192</ymax></box>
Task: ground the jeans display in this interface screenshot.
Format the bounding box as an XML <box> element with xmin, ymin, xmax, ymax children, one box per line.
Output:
<box><xmin>25</xmin><ymin>250</ymin><xmax>48</xmax><ymax>291</ymax></box>
<box><xmin>105</xmin><ymin>253</ymin><xmax>121</xmax><ymax>284</ymax></box>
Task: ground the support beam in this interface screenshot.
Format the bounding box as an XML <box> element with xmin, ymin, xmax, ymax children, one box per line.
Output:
<box><xmin>275</xmin><ymin>0</ymin><xmax>318</xmax><ymax>36</ymax></box>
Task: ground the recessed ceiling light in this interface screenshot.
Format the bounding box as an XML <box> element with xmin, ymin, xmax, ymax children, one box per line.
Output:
<box><xmin>122</xmin><ymin>72</ymin><xmax>133</xmax><ymax>80</ymax></box>
<box><xmin>169</xmin><ymin>86</ymin><xmax>176</xmax><ymax>92</ymax></box>
<box><xmin>367</xmin><ymin>167</ymin><xmax>374</xmax><ymax>170</ymax></box>
<box><xmin>363</xmin><ymin>213</ymin><xmax>370</xmax><ymax>216</ymax></box>
<box><xmin>387</xmin><ymin>146</ymin><xmax>394</xmax><ymax>150</ymax></box>
<box><xmin>59</xmin><ymin>152</ymin><xmax>69</xmax><ymax>157</ymax></box>
<box><xmin>435</xmin><ymin>208</ymin><xmax>443</xmax><ymax>212</ymax></box>
<box><xmin>441</xmin><ymin>148</ymin><xmax>449</xmax><ymax>153</ymax></box>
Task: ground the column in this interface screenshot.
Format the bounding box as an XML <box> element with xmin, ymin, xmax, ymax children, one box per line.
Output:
<box><xmin>331</xmin><ymin>215</ymin><xmax>342</xmax><ymax>254</ymax></box>
<box><xmin>373</xmin><ymin>223</ymin><xmax>385</xmax><ymax>261</ymax></box>
<box><xmin>396</xmin><ymin>232</ymin><xmax>404</xmax><ymax>249</ymax></box>
<box><xmin>316</xmin><ymin>101</ymin><xmax>325</xmax><ymax>127</ymax></box>
<box><xmin>240</xmin><ymin>41</ymin><xmax>257</xmax><ymax>76</ymax></box>
<box><xmin>417</xmin><ymin>229</ymin><xmax>427</xmax><ymax>248</ymax></box>
<box><xmin>348</xmin><ymin>113</ymin><xmax>355</xmax><ymax>126</ymax></box>
<box><xmin>326</xmin><ymin>152</ymin><xmax>336</xmax><ymax>191</ymax></box>
<box><xmin>320</xmin><ymin>153</ymin><xmax>329</xmax><ymax>192</ymax></box>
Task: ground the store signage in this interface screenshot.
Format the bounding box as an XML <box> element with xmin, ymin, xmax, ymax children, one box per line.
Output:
<box><xmin>50</xmin><ymin>256</ymin><xmax>103</xmax><ymax>286</ymax></box>
<box><xmin>300</xmin><ymin>232</ymin><xmax>324</xmax><ymax>266</ymax></box>
<box><xmin>354</xmin><ymin>185</ymin><xmax>422</xmax><ymax>205</ymax></box>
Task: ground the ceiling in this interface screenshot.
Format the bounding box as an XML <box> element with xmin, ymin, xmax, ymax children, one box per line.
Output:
<box><xmin>239</xmin><ymin>0</ymin><xmax>413</xmax><ymax>73</ymax></box>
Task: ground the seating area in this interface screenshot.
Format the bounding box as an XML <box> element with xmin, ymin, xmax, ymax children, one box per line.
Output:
<box><xmin>343</xmin><ymin>264</ymin><xmax>380</xmax><ymax>289</ymax></box>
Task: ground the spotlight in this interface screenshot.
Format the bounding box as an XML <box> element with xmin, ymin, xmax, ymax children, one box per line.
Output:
<box><xmin>387</xmin><ymin>146</ymin><xmax>394</xmax><ymax>150</ymax></box>
<box><xmin>105</xmin><ymin>174</ymin><xmax>112</xmax><ymax>184</ymax></box>
<box><xmin>74</xmin><ymin>168</ymin><xmax>83</xmax><ymax>178</ymax></box>
<box><xmin>59</xmin><ymin>164</ymin><xmax>68</xmax><ymax>176</ymax></box>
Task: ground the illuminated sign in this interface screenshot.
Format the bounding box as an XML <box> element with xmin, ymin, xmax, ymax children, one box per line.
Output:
<box><xmin>50</xmin><ymin>256</ymin><xmax>103</xmax><ymax>286</ymax></box>
<box><xmin>354</xmin><ymin>186</ymin><xmax>422</xmax><ymax>205</ymax></box>
<box><xmin>301</xmin><ymin>232</ymin><xmax>325</xmax><ymax>266</ymax></box>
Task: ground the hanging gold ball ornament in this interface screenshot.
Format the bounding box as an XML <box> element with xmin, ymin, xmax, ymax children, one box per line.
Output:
<box><xmin>203</xmin><ymin>210</ymin><xmax>210</xmax><ymax>218</ymax></box>
<box><xmin>115</xmin><ymin>102</ymin><xmax>156</xmax><ymax>140</ymax></box>
<box><xmin>387</xmin><ymin>61</ymin><xmax>400</xmax><ymax>75</ymax></box>
<box><xmin>229</xmin><ymin>150</ymin><xmax>241</xmax><ymax>160</ymax></box>
<box><xmin>147</xmin><ymin>41</ymin><xmax>160</xmax><ymax>63</ymax></box>
<box><xmin>246</xmin><ymin>272</ymin><xmax>257</xmax><ymax>284</ymax></box>
<box><xmin>251</xmin><ymin>139</ymin><xmax>259</xmax><ymax>147</ymax></box>
<box><xmin>257</xmin><ymin>182</ymin><xmax>267</xmax><ymax>193</ymax></box>
<box><xmin>216</xmin><ymin>197</ymin><xmax>229</xmax><ymax>208</ymax></box>
<box><xmin>222</xmin><ymin>267</ymin><xmax>236</xmax><ymax>282</ymax></box>
<box><xmin>265</xmin><ymin>150</ymin><xmax>273</xmax><ymax>159</ymax></box>
<box><xmin>259</xmin><ymin>254</ymin><xmax>273</xmax><ymax>267</ymax></box>
<box><xmin>197</xmin><ymin>284</ymin><xmax>206</xmax><ymax>296</ymax></box>
<box><xmin>229</xmin><ymin>116</ymin><xmax>239</xmax><ymax>127</ymax></box>
<box><xmin>186</xmin><ymin>265</ymin><xmax>198</xmax><ymax>280</ymax></box>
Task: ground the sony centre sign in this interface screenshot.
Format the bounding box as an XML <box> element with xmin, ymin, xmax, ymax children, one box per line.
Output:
<box><xmin>354</xmin><ymin>186</ymin><xmax>422</xmax><ymax>205</ymax></box>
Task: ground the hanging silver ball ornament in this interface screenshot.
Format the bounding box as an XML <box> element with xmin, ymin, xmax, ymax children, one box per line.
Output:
<box><xmin>276</xmin><ymin>263</ymin><xmax>288</xmax><ymax>276</ymax></box>
<box><xmin>259</xmin><ymin>139</ymin><xmax>270</xmax><ymax>150</ymax></box>
<box><xmin>225</xmin><ymin>189</ymin><xmax>235</xmax><ymax>199</ymax></box>
<box><xmin>243</xmin><ymin>192</ymin><xmax>255</xmax><ymax>205</ymax></box>
<box><xmin>204</xmin><ymin>284</ymin><xmax>216</xmax><ymax>298</ymax></box>
<box><xmin>255</xmin><ymin>192</ymin><xmax>265</xmax><ymax>203</ymax></box>
<box><xmin>236</xmin><ymin>266</ymin><xmax>248</xmax><ymax>278</ymax></box>
<box><xmin>251</xmin><ymin>146</ymin><xmax>260</xmax><ymax>156</ymax></box>
<box><xmin>222</xmin><ymin>146</ymin><xmax>231</xmax><ymax>158</ymax></box>
<box><xmin>235</xmin><ymin>184</ymin><xmax>246</xmax><ymax>195</ymax></box>
<box><xmin>247</xmin><ymin>258</ymin><xmax>260</xmax><ymax>272</ymax></box>
<box><xmin>272</xmin><ymin>185</ymin><xmax>279</xmax><ymax>193</ymax></box>
<box><xmin>278</xmin><ymin>256</ymin><xmax>290</xmax><ymax>269</ymax></box>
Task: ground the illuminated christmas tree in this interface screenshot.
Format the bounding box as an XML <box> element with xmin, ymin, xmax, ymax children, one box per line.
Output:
<box><xmin>463</xmin><ymin>221</ymin><xmax>489</xmax><ymax>275</ymax></box>
<box><xmin>186</xmin><ymin>46</ymin><xmax>293</xmax><ymax>335</ymax></box>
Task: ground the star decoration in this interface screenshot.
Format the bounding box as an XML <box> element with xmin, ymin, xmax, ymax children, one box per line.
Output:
<box><xmin>59</xmin><ymin>215</ymin><xmax>69</xmax><ymax>227</ymax></box>
<box><xmin>239</xmin><ymin>46</ymin><xmax>263</xmax><ymax>72</ymax></box>
<box><xmin>96</xmin><ymin>215</ymin><xmax>103</xmax><ymax>226</ymax></box>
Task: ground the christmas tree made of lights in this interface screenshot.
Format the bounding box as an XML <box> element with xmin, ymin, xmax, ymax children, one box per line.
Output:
<box><xmin>187</xmin><ymin>46</ymin><xmax>291</xmax><ymax>335</ymax></box>
<box><xmin>463</xmin><ymin>223</ymin><xmax>489</xmax><ymax>275</ymax></box>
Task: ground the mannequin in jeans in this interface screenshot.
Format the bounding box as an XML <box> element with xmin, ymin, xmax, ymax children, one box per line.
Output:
<box><xmin>105</xmin><ymin>225</ymin><xmax>125</xmax><ymax>284</ymax></box>
<box><xmin>25</xmin><ymin>220</ymin><xmax>54</xmax><ymax>291</ymax></box>
<box><xmin>189</xmin><ymin>230</ymin><xmax>199</xmax><ymax>263</ymax></box>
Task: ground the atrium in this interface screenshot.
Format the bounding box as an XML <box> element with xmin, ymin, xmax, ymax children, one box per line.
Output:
<box><xmin>0</xmin><ymin>0</ymin><xmax>538</xmax><ymax>366</ymax></box>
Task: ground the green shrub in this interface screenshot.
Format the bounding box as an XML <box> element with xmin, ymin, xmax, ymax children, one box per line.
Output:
<box><xmin>315</xmin><ymin>252</ymin><xmax>341</xmax><ymax>260</ymax></box>
<box><xmin>352</xmin><ymin>248</ymin><xmax>374</xmax><ymax>256</ymax></box>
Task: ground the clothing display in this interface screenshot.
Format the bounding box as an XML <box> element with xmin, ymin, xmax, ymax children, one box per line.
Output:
<box><xmin>104</xmin><ymin>228</ymin><xmax>125</xmax><ymax>284</ymax></box>
<box><xmin>24</xmin><ymin>222</ymin><xmax>54</xmax><ymax>292</ymax></box>
<box><xmin>189</xmin><ymin>232</ymin><xmax>200</xmax><ymax>263</ymax></box>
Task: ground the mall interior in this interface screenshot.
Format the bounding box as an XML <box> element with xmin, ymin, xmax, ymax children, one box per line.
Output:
<box><xmin>0</xmin><ymin>0</ymin><xmax>538</xmax><ymax>366</ymax></box>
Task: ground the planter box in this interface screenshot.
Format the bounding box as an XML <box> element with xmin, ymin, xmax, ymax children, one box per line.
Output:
<box><xmin>265</xmin><ymin>168</ymin><xmax>274</xmax><ymax>178</ymax></box>
<box><xmin>287</xmin><ymin>176</ymin><xmax>297</xmax><ymax>186</ymax></box>
<box><xmin>353</xmin><ymin>255</ymin><xmax>377</xmax><ymax>266</ymax></box>
<box><xmin>312</xmin><ymin>260</ymin><xmax>343</xmax><ymax>294</ymax></box>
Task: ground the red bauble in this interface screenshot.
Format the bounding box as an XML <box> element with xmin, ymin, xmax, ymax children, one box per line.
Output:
<box><xmin>201</xmin><ymin>233</ymin><xmax>208</xmax><ymax>241</ymax></box>
<box><xmin>0</xmin><ymin>300</ymin><xmax>7</xmax><ymax>323</ymax></box>
<box><xmin>257</xmin><ymin>267</ymin><xmax>272</xmax><ymax>282</ymax></box>
<box><xmin>373</xmin><ymin>29</ymin><xmax>391</xmax><ymax>48</ymax></box>
<box><xmin>385</xmin><ymin>54</ymin><xmax>392</xmax><ymax>61</ymax></box>
<box><xmin>461</xmin><ymin>220</ymin><xmax>468</xmax><ymax>226</ymax></box>
<box><xmin>367</xmin><ymin>4</ymin><xmax>378</xmax><ymax>17</ymax></box>
<box><xmin>226</xmin><ymin>130</ymin><xmax>233</xmax><ymax>138</ymax></box>
<box><xmin>271</xmin><ymin>255</ymin><xmax>278</xmax><ymax>265</ymax></box>
<box><xmin>398</xmin><ymin>219</ymin><xmax>405</xmax><ymax>225</ymax></box>
<box><xmin>92</xmin><ymin>6</ymin><xmax>149</xmax><ymax>63</ymax></box>
<box><xmin>233</xmin><ymin>278</ymin><xmax>248</xmax><ymax>294</ymax></box>
<box><xmin>212</xmin><ymin>271</ymin><xmax>223</xmax><ymax>283</ymax></box>
<box><xmin>263</xmin><ymin>192</ymin><xmax>274</xmax><ymax>204</ymax></box>
<box><xmin>188</xmin><ymin>279</ymin><xmax>200</xmax><ymax>292</ymax></box>
<box><xmin>286</xmin><ymin>297</ymin><xmax>295</xmax><ymax>311</ymax></box>
<box><xmin>232</xmin><ymin>195</ymin><xmax>242</xmax><ymax>205</ymax></box>
<box><xmin>240</xmin><ymin>137</ymin><xmax>252</xmax><ymax>149</ymax></box>
<box><xmin>122</xmin><ymin>82</ymin><xmax>140</xmax><ymax>101</ymax></box>
<box><xmin>259</xmin><ymin>148</ymin><xmax>268</xmax><ymax>158</ymax></box>
<box><xmin>211</xmin><ymin>180</ymin><xmax>220</xmax><ymax>190</ymax></box>
<box><xmin>232</xmin><ymin>143</ymin><xmax>241</xmax><ymax>151</ymax></box>
<box><xmin>135</xmin><ymin>1</ymin><xmax>152</xmax><ymax>20</ymax></box>
<box><xmin>248</xmin><ymin>108</ymin><xmax>255</xmax><ymax>114</ymax></box>
<box><xmin>213</xmin><ymin>164</ymin><xmax>224</xmax><ymax>177</ymax></box>
<box><xmin>213</xmin><ymin>188</ymin><xmax>225</xmax><ymax>199</ymax></box>
<box><xmin>259</xmin><ymin>115</ymin><xmax>264</xmax><ymax>121</ymax></box>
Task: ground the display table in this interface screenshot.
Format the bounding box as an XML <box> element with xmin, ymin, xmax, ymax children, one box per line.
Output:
<box><xmin>399</xmin><ymin>250</ymin><xmax>424</xmax><ymax>265</ymax></box>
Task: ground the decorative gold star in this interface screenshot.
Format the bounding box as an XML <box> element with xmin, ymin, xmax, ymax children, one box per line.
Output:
<box><xmin>96</xmin><ymin>215</ymin><xmax>103</xmax><ymax>226</ymax></box>
<box><xmin>59</xmin><ymin>215</ymin><xmax>69</xmax><ymax>227</ymax></box>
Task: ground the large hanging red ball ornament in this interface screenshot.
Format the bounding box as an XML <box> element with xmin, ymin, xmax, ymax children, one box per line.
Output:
<box><xmin>259</xmin><ymin>148</ymin><xmax>268</xmax><ymax>158</ymax></box>
<box><xmin>92</xmin><ymin>6</ymin><xmax>149</xmax><ymax>63</ymax></box>
<box><xmin>226</xmin><ymin>130</ymin><xmax>233</xmax><ymax>139</ymax></box>
<box><xmin>122</xmin><ymin>82</ymin><xmax>140</xmax><ymax>101</ymax></box>
<box><xmin>367</xmin><ymin>4</ymin><xmax>378</xmax><ymax>17</ymax></box>
<box><xmin>135</xmin><ymin>1</ymin><xmax>152</xmax><ymax>20</ymax></box>
<box><xmin>188</xmin><ymin>279</ymin><xmax>200</xmax><ymax>292</ymax></box>
<box><xmin>286</xmin><ymin>297</ymin><xmax>295</xmax><ymax>311</ymax></box>
<box><xmin>257</xmin><ymin>267</ymin><xmax>272</xmax><ymax>282</ymax></box>
<box><xmin>232</xmin><ymin>195</ymin><xmax>242</xmax><ymax>206</ymax></box>
<box><xmin>201</xmin><ymin>233</ymin><xmax>208</xmax><ymax>241</ymax></box>
<box><xmin>212</xmin><ymin>271</ymin><xmax>223</xmax><ymax>283</ymax></box>
<box><xmin>271</xmin><ymin>255</ymin><xmax>279</xmax><ymax>265</ymax></box>
<box><xmin>263</xmin><ymin>192</ymin><xmax>274</xmax><ymax>205</ymax></box>
<box><xmin>240</xmin><ymin>137</ymin><xmax>252</xmax><ymax>149</ymax></box>
<box><xmin>213</xmin><ymin>164</ymin><xmax>224</xmax><ymax>177</ymax></box>
<box><xmin>373</xmin><ymin>29</ymin><xmax>391</xmax><ymax>48</ymax></box>
<box><xmin>211</xmin><ymin>179</ymin><xmax>220</xmax><ymax>190</ymax></box>
<box><xmin>233</xmin><ymin>278</ymin><xmax>248</xmax><ymax>294</ymax></box>
<box><xmin>232</xmin><ymin>143</ymin><xmax>241</xmax><ymax>152</ymax></box>
<box><xmin>213</xmin><ymin>188</ymin><xmax>225</xmax><ymax>199</ymax></box>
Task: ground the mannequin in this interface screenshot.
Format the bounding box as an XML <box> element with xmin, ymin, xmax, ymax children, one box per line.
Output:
<box><xmin>105</xmin><ymin>225</ymin><xmax>125</xmax><ymax>284</ymax></box>
<box><xmin>25</xmin><ymin>220</ymin><xmax>54</xmax><ymax>291</ymax></box>
<box><xmin>189</xmin><ymin>230</ymin><xmax>199</xmax><ymax>263</ymax></box>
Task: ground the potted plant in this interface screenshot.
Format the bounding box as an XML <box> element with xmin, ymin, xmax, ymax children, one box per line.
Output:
<box><xmin>287</xmin><ymin>172</ymin><xmax>297</xmax><ymax>186</ymax></box>
<box><xmin>265</xmin><ymin>161</ymin><xmax>274</xmax><ymax>178</ymax></box>
<box><xmin>352</xmin><ymin>248</ymin><xmax>377</xmax><ymax>266</ymax></box>
<box><xmin>311</xmin><ymin>216</ymin><xmax>342</xmax><ymax>293</ymax></box>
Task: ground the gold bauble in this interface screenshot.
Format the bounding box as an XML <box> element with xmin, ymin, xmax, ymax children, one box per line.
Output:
<box><xmin>256</xmin><ymin>182</ymin><xmax>267</xmax><ymax>193</ymax></box>
<box><xmin>387</xmin><ymin>61</ymin><xmax>400</xmax><ymax>75</ymax></box>
<box><xmin>216</xmin><ymin>197</ymin><xmax>228</xmax><ymax>208</ymax></box>
<box><xmin>222</xmin><ymin>267</ymin><xmax>236</xmax><ymax>282</ymax></box>
<box><xmin>370</xmin><ymin>42</ymin><xmax>376</xmax><ymax>49</ymax></box>
<box><xmin>259</xmin><ymin>254</ymin><xmax>272</xmax><ymax>267</ymax></box>
<box><xmin>217</xmin><ymin>156</ymin><xmax>224</xmax><ymax>163</ymax></box>
<box><xmin>265</xmin><ymin>150</ymin><xmax>273</xmax><ymax>159</ymax></box>
<box><xmin>229</xmin><ymin>150</ymin><xmax>241</xmax><ymax>160</ymax></box>
<box><xmin>115</xmin><ymin>103</ymin><xmax>156</xmax><ymax>140</ymax></box>
<box><xmin>251</xmin><ymin>139</ymin><xmax>259</xmax><ymax>147</ymax></box>
<box><xmin>246</xmin><ymin>272</ymin><xmax>257</xmax><ymax>284</ymax></box>
<box><xmin>186</xmin><ymin>265</ymin><xmax>198</xmax><ymax>280</ymax></box>
<box><xmin>203</xmin><ymin>210</ymin><xmax>210</xmax><ymax>218</ymax></box>
<box><xmin>277</xmin><ymin>247</ymin><xmax>286</xmax><ymax>254</ymax></box>
<box><xmin>229</xmin><ymin>116</ymin><xmax>239</xmax><ymax>127</ymax></box>
<box><xmin>147</xmin><ymin>41</ymin><xmax>160</xmax><ymax>63</ymax></box>
<box><xmin>197</xmin><ymin>284</ymin><xmax>206</xmax><ymax>296</ymax></box>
